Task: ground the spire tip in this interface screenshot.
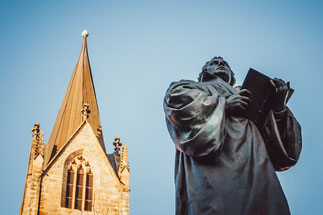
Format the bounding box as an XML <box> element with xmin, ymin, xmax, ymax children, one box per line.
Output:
<box><xmin>82</xmin><ymin>29</ymin><xmax>89</xmax><ymax>38</ymax></box>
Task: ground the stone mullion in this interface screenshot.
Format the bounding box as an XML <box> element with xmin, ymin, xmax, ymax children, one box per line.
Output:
<box><xmin>90</xmin><ymin>177</ymin><xmax>94</xmax><ymax>212</ymax></box>
<box><xmin>71</xmin><ymin>165</ymin><xmax>77</xmax><ymax>210</ymax></box>
<box><xmin>81</xmin><ymin>164</ymin><xmax>87</xmax><ymax>211</ymax></box>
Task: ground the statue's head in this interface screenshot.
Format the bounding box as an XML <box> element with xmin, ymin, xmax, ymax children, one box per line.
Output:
<box><xmin>198</xmin><ymin>56</ymin><xmax>236</xmax><ymax>86</ymax></box>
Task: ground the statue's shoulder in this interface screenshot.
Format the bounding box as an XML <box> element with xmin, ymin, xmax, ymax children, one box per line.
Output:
<box><xmin>165</xmin><ymin>80</ymin><xmax>212</xmax><ymax>98</ymax></box>
<box><xmin>164</xmin><ymin>80</ymin><xmax>198</xmax><ymax>98</ymax></box>
<box><xmin>167</xmin><ymin>79</ymin><xmax>198</xmax><ymax>91</ymax></box>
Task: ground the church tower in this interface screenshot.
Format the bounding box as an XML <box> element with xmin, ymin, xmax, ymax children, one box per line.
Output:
<box><xmin>20</xmin><ymin>30</ymin><xmax>130</xmax><ymax>215</ymax></box>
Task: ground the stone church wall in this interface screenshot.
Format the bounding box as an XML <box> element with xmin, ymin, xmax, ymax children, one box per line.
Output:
<box><xmin>38</xmin><ymin>123</ymin><xmax>129</xmax><ymax>215</ymax></box>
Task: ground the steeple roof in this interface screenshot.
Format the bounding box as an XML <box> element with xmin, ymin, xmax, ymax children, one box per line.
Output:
<box><xmin>45</xmin><ymin>33</ymin><xmax>105</xmax><ymax>165</ymax></box>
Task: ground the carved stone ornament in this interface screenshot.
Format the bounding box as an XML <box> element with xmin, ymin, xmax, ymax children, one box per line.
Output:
<box><xmin>113</xmin><ymin>137</ymin><xmax>122</xmax><ymax>156</ymax></box>
<box><xmin>81</xmin><ymin>103</ymin><xmax>91</xmax><ymax>121</ymax></box>
<box><xmin>31</xmin><ymin>123</ymin><xmax>45</xmax><ymax>158</ymax></box>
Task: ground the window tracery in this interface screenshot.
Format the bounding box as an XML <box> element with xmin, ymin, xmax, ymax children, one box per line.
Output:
<box><xmin>63</xmin><ymin>154</ymin><xmax>93</xmax><ymax>211</ymax></box>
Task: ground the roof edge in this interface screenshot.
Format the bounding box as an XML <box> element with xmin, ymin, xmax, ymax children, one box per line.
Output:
<box><xmin>42</xmin><ymin>121</ymin><xmax>121</xmax><ymax>185</ymax></box>
<box><xmin>43</xmin><ymin>120</ymin><xmax>86</xmax><ymax>173</ymax></box>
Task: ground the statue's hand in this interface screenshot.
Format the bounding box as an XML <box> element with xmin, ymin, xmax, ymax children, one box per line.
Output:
<box><xmin>270</xmin><ymin>78</ymin><xmax>290</xmax><ymax>112</ymax></box>
<box><xmin>225</xmin><ymin>89</ymin><xmax>251</xmax><ymax>116</ymax></box>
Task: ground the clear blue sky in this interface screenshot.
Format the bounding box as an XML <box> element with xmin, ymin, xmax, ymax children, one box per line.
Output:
<box><xmin>1</xmin><ymin>0</ymin><xmax>322</xmax><ymax>214</ymax></box>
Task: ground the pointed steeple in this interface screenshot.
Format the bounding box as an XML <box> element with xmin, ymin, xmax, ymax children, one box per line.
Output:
<box><xmin>45</xmin><ymin>30</ymin><xmax>105</xmax><ymax>165</ymax></box>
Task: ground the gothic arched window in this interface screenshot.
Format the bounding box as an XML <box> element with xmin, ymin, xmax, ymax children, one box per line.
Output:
<box><xmin>62</xmin><ymin>155</ymin><xmax>93</xmax><ymax>211</ymax></box>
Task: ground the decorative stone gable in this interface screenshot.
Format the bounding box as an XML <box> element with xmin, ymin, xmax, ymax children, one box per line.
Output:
<box><xmin>38</xmin><ymin>122</ymin><xmax>129</xmax><ymax>215</ymax></box>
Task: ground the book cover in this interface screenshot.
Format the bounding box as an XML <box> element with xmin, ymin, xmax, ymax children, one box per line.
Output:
<box><xmin>241</xmin><ymin>68</ymin><xmax>273</xmax><ymax>127</ymax></box>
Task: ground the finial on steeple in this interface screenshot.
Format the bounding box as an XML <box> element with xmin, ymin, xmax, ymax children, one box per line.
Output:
<box><xmin>113</xmin><ymin>137</ymin><xmax>122</xmax><ymax>156</ymax></box>
<box><xmin>81</xmin><ymin>103</ymin><xmax>91</xmax><ymax>121</ymax></box>
<box><xmin>82</xmin><ymin>29</ymin><xmax>89</xmax><ymax>38</ymax></box>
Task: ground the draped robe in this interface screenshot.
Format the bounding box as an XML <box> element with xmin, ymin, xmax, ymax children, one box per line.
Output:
<box><xmin>163</xmin><ymin>78</ymin><xmax>302</xmax><ymax>215</ymax></box>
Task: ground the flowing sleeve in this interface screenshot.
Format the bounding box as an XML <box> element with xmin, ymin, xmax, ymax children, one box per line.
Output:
<box><xmin>163</xmin><ymin>80</ymin><xmax>226</xmax><ymax>160</ymax></box>
<box><xmin>263</xmin><ymin>107</ymin><xmax>302</xmax><ymax>171</ymax></box>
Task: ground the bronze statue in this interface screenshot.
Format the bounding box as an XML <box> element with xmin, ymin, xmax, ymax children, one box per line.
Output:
<box><xmin>163</xmin><ymin>56</ymin><xmax>302</xmax><ymax>215</ymax></box>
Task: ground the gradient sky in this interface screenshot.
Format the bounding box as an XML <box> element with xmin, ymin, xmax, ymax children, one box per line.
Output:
<box><xmin>1</xmin><ymin>0</ymin><xmax>322</xmax><ymax>214</ymax></box>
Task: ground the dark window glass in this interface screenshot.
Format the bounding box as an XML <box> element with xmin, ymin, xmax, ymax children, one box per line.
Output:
<box><xmin>85</xmin><ymin>172</ymin><xmax>93</xmax><ymax>211</ymax></box>
<box><xmin>65</xmin><ymin>169</ymin><xmax>74</xmax><ymax>208</ymax></box>
<box><xmin>74</xmin><ymin>167</ymin><xmax>84</xmax><ymax>210</ymax></box>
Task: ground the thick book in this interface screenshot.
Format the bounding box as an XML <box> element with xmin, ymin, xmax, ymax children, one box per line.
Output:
<box><xmin>241</xmin><ymin>68</ymin><xmax>294</xmax><ymax>128</ymax></box>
